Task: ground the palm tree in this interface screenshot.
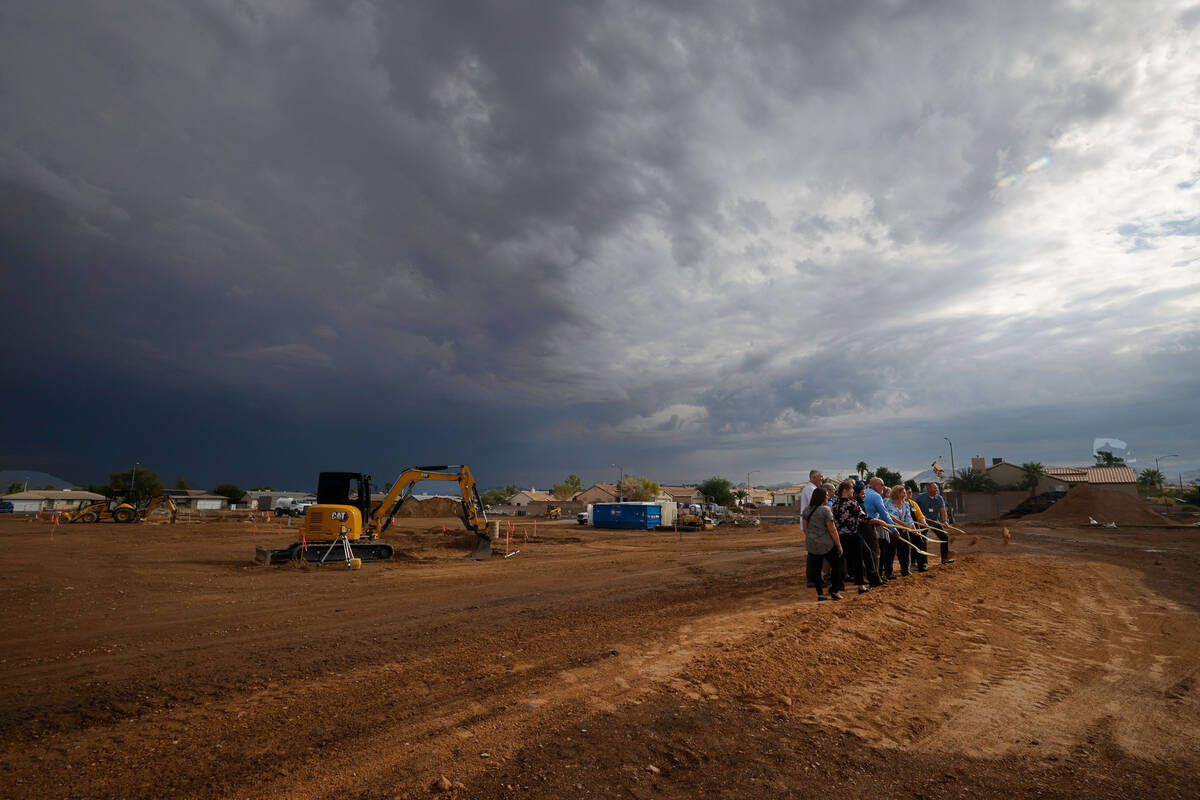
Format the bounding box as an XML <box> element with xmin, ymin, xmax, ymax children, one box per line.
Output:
<box><xmin>951</xmin><ymin>467</ymin><xmax>998</xmax><ymax>494</ymax></box>
<box><xmin>1020</xmin><ymin>462</ymin><xmax>1047</xmax><ymax>497</ymax></box>
<box><xmin>855</xmin><ymin>461</ymin><xmax>869</xmax><ymax>480</ymax></box>
<box><xmin>1138</xmin><ymin>468</ymin><xmax>1165</xmax><ymax>493</ymax></box>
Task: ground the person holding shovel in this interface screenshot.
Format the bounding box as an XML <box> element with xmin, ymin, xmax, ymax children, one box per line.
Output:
<box><xmin>864</xmin><ymin>477</ymin><xmax>899</xmax><ymax>579</ymax></box>
<box><xmin>833</xmin><ymin>480</ymin><xmax>881</xmax><ymax>592</ymax></box>
<box><xmin>883</xmin><ymin>485</ymin><xmax>915</xmax><ymax>577</ymax></box>
<box><xmin>915</xmin><ymin>482</ymin><xmax>954</xmax><ymax>565</ymax></box>
<box><xmin>904</xmin><ymin>487</ymin><xmax>930</xmax><ymax>572</ymax></box>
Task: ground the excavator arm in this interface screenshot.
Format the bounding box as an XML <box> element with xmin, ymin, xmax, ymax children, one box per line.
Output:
<box><xmin>369</xmin><ymin>466</ymin><xmax>491</xmax><ymax>559</ymax></box>
<box><xmin>142</xmin><ymin>494</ymin><xmax>178</xmax><ymax>523</ymax></box>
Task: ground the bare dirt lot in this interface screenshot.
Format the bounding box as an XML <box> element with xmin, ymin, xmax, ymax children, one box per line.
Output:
<box><xmin>0</xmin><ymin>514</ymin><xmax>1197</xmax><ymax>799</ymax></box>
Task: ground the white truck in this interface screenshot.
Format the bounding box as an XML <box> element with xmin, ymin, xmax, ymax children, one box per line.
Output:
<box><xmin>273</xmin><ymin>497</ymin><xmax>315</xmax><ymax>517</ymax></box>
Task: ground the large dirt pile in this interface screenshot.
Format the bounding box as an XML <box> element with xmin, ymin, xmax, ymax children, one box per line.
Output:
<box><xmin>394</xmin><ymin>497</ymin><xmax>463</xmax><ymax>517</ymax></box>
<box><xmin>1027</xmin><ymin>485</ymin><xmax>1173</xmax><ymax>526</ymax></box>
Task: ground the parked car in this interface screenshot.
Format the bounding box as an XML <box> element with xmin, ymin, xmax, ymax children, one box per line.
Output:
<box><xmin>0</xmin><ymin>500</ymin><xmax>13</xmax><ymax>514</ymax></box>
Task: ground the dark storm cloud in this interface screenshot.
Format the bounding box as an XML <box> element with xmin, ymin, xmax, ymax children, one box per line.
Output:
<box><xmin>1</xmin><ymin>1</ymin><xmax>1197</xmax><ymax>488</ymax></box>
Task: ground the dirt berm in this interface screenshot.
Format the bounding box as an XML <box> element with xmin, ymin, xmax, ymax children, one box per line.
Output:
<box><xmin>1026</xmin><ymin>484</ymin><xmax>1174</xmax><ymax>526</ymax></box>
<box><xmin>394</xmin><ymin>496</ymin><xmax>464</xmax><ymax>517</ymax></box>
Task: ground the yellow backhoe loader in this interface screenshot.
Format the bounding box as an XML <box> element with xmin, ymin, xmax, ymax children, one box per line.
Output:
<box><xmin>60</xmin><ymin>494</ymin><xmax>178</xmax><ymax>524</ymax></box>
<box><xmin>546</xmin><ymin>505</ymin><xmax>562</xmax><ymax>520</ymax></box>
<box><xmin>255</xmin><ymin>465</ymin><xmax>491</xmax><ymax>566</ymax></box>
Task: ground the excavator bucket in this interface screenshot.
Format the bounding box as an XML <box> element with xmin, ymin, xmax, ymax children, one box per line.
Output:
<box><xmin>466</xmin><ymin>532</ymin><xmax>492</xmax><ymax>560</ymax></box>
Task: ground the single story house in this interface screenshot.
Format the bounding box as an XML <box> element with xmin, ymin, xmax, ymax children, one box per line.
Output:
<box><xmin>661</xmin><ymin>486</ymin><xmax>705</xmax><ymax>505</ymax></box>
<box><xmin>508</xmin><ymin>489</ymin><xmax>558</xmax><ymax>507</ymax></box>
<box><xmin>165</xmin><ymin>489</ymin><xmax>230</xmax><ymax>511</ymax></box>
<box><xmin>1045</xmin><ymin>465</ymin><xmax>1139</xmax><ymax>496</ymax></box>
<box><xmin>1</xmin><ymin>489</ymin><xmax>106</xmax><ymax>512</ymax></box>
<box><xmin>575</xmin><ymin>483</ymin><xmax>618</xmax><ymax>504</ymax></box>
<box><xmin>772</xmin><ymin>484</ymin><xmax>807</xmax><ymax>506</ymax></box>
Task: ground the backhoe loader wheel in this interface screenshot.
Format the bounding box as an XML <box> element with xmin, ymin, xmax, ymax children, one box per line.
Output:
<box><xmin>81</xmin><ymin>511</ymin><xmax>99</xmax><ymax>523</ymax></box>
<box><xmin>113</xmin><ymin>507</ymin><xmax>136</xmax><ymax>524</ymax></box>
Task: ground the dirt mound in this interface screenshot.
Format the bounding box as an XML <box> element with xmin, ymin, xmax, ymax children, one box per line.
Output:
<box><xmin>1027</xmin><ymin>484</ymin><xmax>1174</xmax><ymax>526</ymax></box>
<box><xmin>394</xmin><ymin>497</ymin><xmax>463</xmax><ymax>517</ymax></box>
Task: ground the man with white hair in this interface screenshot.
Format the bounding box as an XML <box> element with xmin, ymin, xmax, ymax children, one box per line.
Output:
<box><xmin>798</xmin><ymin>469</ymin><xmax>824</xmax><ymax>532</ymax></box>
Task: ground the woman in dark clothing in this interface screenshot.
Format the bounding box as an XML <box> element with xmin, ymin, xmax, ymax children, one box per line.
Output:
<box><xmin>832</xmin><ymin>480</ymin><xmax>881</xmax><ymax>593</ymax></box>
<box><xmin>803</xmin><ymin>487</ymin><xmax>844</xmax><ymax>600</ymax></box>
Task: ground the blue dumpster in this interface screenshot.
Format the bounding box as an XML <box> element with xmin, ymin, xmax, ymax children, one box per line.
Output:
<box><xmin>591</xmin><ymin>503</ymin><xmax>662</xmax><ymax>530</ymax></box>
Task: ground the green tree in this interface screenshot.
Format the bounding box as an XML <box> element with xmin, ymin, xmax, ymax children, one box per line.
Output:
<box><xmin>696</xmin><ymin>476</ymin><xmax>734</xmax><ymax>506</ymax></box>
<box><xmin>950</xmin><ymin>467</ymin><xmax>998</xmax><ymax>494</ymax></box>
<box><xmin>175</xmin><ymin>478</ymin><xmax>191</xmax><ymax>490</ymax></box>
<box><xmin>904</xmin><ymin>478</ymin><xmax>919</xmax><ymax>493</ymax></box>
<box><xmin>480</xmin><ymin>484</ymin><xmax>518</xmax><ymax>506</ymax></box>
<box><xmin>1020</xmin><ymin>462</ymin><xmax>1047</xmax><ymax>497</ymax></box>
<box><xmin>106</xmin><ymin>467</ymin><xmax>165</xmax><ymax>501</ymax></box>
<box><xmin>211</xmin><ymin>483</ymin><xmax>245</xmax><ymax>505</ymax></box>
<box><xmin>733</xmin><ymin>488</ymin><xmax>750</xmax><ymax>506</ymax></box>
<box><xmin>1094</xmin><ymin>450</ymin><xmax>1126</xmax><ymax>466</ymax></box>
<box><xmin>870</xmin><ymin>466</ymin><xmax>903</xmax><ymax>488</ymax></box>
<box><xmin>1137</xmin><ymin>468</ymin><xmax>1165</xmax><ymax>492</ymax></box>
<box><xmin>552</xmin><ymin>474</ymin><xmax>586</xmax><ymax>500</ymax></box>
<box><xmin>249</xmin><ymin>485</ymin><xmax>274</xmax><ymax>491</ymax></box>
<box><xmin>620</xmin><ymin>476</ymin><xmax>660</xmax><ymax>501</ymax></box>
<box><xmin>855</xmin><ymin>461</ymin><xmax>870</xmax><ymax>480</ymax></box>
<box><xmin>6</xmin><ymin>482</ymin><xmax>23</xmax><ymax>495</ymax></box>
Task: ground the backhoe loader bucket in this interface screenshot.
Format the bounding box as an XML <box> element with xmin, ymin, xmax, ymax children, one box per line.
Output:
<box><xmin>466</xmin><ymin>532</ymin><xmax>492</xmax><ymax>560</ymax></box>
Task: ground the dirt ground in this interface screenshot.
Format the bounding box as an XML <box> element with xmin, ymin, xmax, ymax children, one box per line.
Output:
<box><xmin>0</xmin><ymin>513</ymin><xmax>1197</xmax><ymax>799</ymax></box>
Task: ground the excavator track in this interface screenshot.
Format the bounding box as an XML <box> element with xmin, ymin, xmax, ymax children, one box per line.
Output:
<box><xmin>255</xmin><ymin>540</ymin><xmax>395</xmax><ymax>565</ymax></box>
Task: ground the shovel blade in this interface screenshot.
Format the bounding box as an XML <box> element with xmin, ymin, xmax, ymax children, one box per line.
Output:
<box><xmin>466</xmin><ymin>534</ymin><xmax>492</xmax><ymax>560</ymax></box>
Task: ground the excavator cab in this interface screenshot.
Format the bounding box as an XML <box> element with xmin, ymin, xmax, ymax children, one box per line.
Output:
<box><xmin>316</xmin><ymin>472</ymin><xmax>372</xmax><ymax>521</ymax></box>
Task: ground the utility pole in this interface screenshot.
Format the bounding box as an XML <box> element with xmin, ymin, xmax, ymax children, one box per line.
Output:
<box><xmin>1155</xmin><ymin>454</ymin><xmax>1177</xmax><ymax>493</ymax></box>
<box><xmin>611</xmin><ymin>464</ymin><xmax>623</xmax><ymax>502</ymax></box>
<box><xmin>747</xmin><ymin>470</ymin><xmax>759</xmax><ymax>507</ymax></box>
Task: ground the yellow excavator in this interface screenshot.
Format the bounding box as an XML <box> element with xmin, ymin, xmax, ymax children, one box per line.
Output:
<box><xmin>546</xmin><ymin>505</ymin><xmax>562</xmax><ymax>520</ymax></box>
<box><xmin>255</xmin><ymin>465</ymin><xmax>491</xmax><ymax>566</ymax></box>
<box><xmin>60</xmin><ymin>494</ymin><xmax>178</xmax><ymax>524</ymax></box>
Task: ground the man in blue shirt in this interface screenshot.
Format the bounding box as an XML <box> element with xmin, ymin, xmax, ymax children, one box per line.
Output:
<box><xmin>915</xmin><ymin>482</ymin><xmax>954</xmax><ymax>565</ymax></box>
<box><xmin>864</xmin><ymin>477</ymin><xmax>899</xmax><ymax>580</ymax></box>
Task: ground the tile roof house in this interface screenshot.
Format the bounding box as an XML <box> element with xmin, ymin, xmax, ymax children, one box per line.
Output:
<box><xmin>508</xmin><ymin>489</ymin><xmax>558</xmax><ymax>507</ymax></box>
<box><xmin>1042</xmin><ymin>465</ymin><xmax>1138</xmax><ymax>495</ymax></box>
<box><xmin>772</xmin><ymin>484</ymin><xmax>808</xmax><ymax>506</ymax></box>
<box><xmin>575</xmin><ymin>483</ymin><xmax>618</xmax><ymax>504</ymax></box>
<box><xmin>661</xmin><ymin>486</ymin><xmax>705</xmax><ymax>505</ymax></box>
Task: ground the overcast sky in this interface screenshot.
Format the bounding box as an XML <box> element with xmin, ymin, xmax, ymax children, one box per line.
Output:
<box><xmin>2</xmin><ymin>1</ymin><xmax>1198</xmax><ymax>491</ymax></box>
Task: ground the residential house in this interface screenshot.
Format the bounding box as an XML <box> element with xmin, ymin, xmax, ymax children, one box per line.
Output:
<box><xmin>164</xmin><ymin>489</ymin><xmax>230</xmax><ymax>511</ymax></box>
<box><xmin>1</xmin><ymin>489</ymin><xmax>105</xmax><ymax>513</ymax></box>
<box><xmin>508</xmin><ymin>489</ymin><xmax>558</xmax><ymax>507</ymax></box>
<box><xmin>1045</xmin><ymin>465</ymin><xmax>1139</xmax><ymax>496</ymax></box>
<box><xmin>575</xmin><ymin>483</ymin><xmax>618</xmax><ymax>504</ymax></box>
<box><xmin>661</xmin><ymin>485</ymin><xmax>705</xmax><ymax>505</ymax></box>
<box><xmin>772</xmin><ymin>484</ymin><xmax>807</xmax><ymax>506</ymax></box>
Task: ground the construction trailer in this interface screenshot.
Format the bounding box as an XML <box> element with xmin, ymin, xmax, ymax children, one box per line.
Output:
<box><xmin>590</xmin><ymin>501</ymin><xmax>677</xmax><ymax>530</ymax></box>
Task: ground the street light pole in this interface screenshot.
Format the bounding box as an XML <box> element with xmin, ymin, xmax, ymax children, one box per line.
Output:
<box><xmin>944</xmin><ymin>437</ymin><xmax>957</xmax><ymax>512</ymax></box>
<box><xmin>611</xmin><ymin>463</ymin><xmax>623</xmax><ymax>501</ymax></box>
<box><xmin>1155</xmin><ymin>454</ymin><xmax>1178</xmax><ymax>493</ymax></box>
<box><xmin>747</xmin><ymin>470</ymin><xmax>760</xmax><ymax>507</ymax></box>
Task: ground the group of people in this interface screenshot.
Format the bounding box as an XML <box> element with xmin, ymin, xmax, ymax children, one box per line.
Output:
<box><xmin>798</xmin><ymin>469</ymin><xmax>954</xmax><ymax>600</ymax></box>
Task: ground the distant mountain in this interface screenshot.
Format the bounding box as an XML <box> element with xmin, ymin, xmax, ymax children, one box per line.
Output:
<box><xmin>0</xmin><ymin>470</ymin><xmax>82</xmax><ymax>491</ymax></box>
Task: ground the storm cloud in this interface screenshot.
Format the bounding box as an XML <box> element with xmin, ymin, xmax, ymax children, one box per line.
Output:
<box><xmin>2</xmin><ymin>1</ymin><xmax>1198</xmax><ymax>488</ymax></box>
